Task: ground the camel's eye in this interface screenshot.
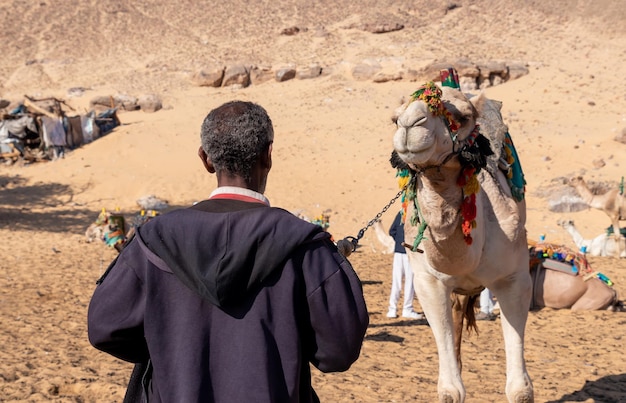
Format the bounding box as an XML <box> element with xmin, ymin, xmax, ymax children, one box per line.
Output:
<box><xmin>456</xmin><ymin>115</ymin><xmax>470</xmax><ymax>126</ymax></box>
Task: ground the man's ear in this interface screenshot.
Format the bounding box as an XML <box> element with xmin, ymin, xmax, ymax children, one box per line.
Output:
<box><xmin>263</xmin><ymin>143</ymin><xmax>273</xmax><ymax>171</ymax></box>
<box><xmin>198</xmin><ymin>146</ymin><xmax>216</xmax><ymax>173</ymax></box>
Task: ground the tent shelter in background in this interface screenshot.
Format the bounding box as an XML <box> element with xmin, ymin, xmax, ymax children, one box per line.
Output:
<box><xmin>0</xmin><ymin>96</ymin><xmax>120</xmax><ymax>164</ymax></box>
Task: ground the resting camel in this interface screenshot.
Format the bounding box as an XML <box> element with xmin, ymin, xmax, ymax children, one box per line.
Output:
<box><xmin>372</xmin><ymin>224</ymin><xmax>622</xmax><ymax>310</ymax></box>
<box><xmin>392</xmin><ymin>77</ymin><xmax>533</xmax><ymax>402</ymax></box>
<box><xmin>558</xmin><ymin>219</ymin><xmax>626</xmax><ymax>258</ymax></box>
<box><xmin>569</xmin><ymin>176</ymin><xmax>626</xmax><ymax>256</ymax></box>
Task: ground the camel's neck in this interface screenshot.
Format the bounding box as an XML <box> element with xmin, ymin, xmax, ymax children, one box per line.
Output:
<box><xmin>574</xmin><ymin>181</ymin><xmax>603</xmax><ymax>208</ymax></box>
<box><xmin>414</xmin><ymin>166</ymin><xmax>464</xmax><ymax>237</ymax></box>
<box><xmin>574</xmin><ymin>181</ymin><xmax>595</xmax><ymax>207</ymax></box>
<box><xmin>406</xmin><ymin>168</ymin><xmax>482</xmax><ymax>274</ymax></box>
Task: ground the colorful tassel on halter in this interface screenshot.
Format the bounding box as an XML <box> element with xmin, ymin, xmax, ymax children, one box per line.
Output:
<box><xmin>396</xmin><ymin>168</ymin><xmax>412</xmax><ymax>223</ymax></box>
<box><xmin>457</xmin><ymin>166</ymin><xmax>479</xmax><ymax>245</ymax></box>
<box><xmin>410</xmin><ymin>82</ymin><xmax>461</xmax><ymax>133</ymax></box>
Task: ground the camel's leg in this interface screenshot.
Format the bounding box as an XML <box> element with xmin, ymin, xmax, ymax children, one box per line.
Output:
<box><xmin>490</xmin><ymin>269</ymin><xmax>534</xmax><ymax>403</ymax></box>
<box><xmin>570</xmin><ymin>278</ymin><xmax>617</xmax><ymax>310</ymax></box>
<box><xmin>451</xmin><ymin>294</ymin><xmax>465</xmax><ymax>372</ymax></box>
<box><xmin>412</xmin><ymin>265</ymin><xmax>465</xmax><ymax>403</ymax></box>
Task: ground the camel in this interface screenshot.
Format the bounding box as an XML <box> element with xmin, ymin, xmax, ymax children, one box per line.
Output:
<box><xmin>372</xmin><ymin>224</ymin><xmax>622</xmax><ymax>310</ymax></box>
<box><xmin>392</xmin><ymin>77</ymin><xmax>533</xmax><ymax>402</ymax></box>
<box><xmin>558</xmin><ymin>219</ymin><xmax>626</xmax><ymax>258</ymax></box>
<box><xmin>530</xmin><ymin>248</ymin><xmax>623</xmax><ymax>311</ymax></box>
<box><xmin>569</xmin><ymin>176</ymin><xmax>626</xmax><ymax>257</ymax></box>
<box><xmin>371</xmin><ymin>219</ymin><xmax>395</xmax><ymax>254</ymax></box>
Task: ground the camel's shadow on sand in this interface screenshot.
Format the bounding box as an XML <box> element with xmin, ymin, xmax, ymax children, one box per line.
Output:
<box><xmin>546</xmin><ymin>373</ymin><xmax>626</xmax><ymax>403</ymax></box>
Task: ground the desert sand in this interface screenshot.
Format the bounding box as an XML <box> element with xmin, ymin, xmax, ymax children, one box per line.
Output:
<box><xmin>1</xmin><ymin>0</ymin><xmax>625</xmax><ymax>402</ymax></box>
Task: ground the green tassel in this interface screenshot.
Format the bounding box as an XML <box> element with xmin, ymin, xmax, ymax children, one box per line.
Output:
<box><xmin>409</xmin><ymin>198</ymin><xmax>428</xmax><ymax>251</ymax></box>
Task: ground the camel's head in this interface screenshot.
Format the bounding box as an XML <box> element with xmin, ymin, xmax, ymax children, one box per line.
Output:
<box><xmin>392</xmin><ymin>82</ymin><xmax>486</xmax><ymax>170</ymax></box>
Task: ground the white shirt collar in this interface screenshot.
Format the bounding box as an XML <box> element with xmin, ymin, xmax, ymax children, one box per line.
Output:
<box><xmin>209</xmin><ymin>186</ymin><xmax>270</xmax><ymax>206</ymax></box>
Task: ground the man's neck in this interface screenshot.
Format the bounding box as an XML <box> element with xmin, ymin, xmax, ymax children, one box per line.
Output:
<box><xmin>209</xmin><ymin>186</ymin><xmax>270</xmax><ymax>206</ymax></box>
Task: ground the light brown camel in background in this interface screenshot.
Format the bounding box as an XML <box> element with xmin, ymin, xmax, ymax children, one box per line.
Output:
<box><xmin>558</xmin><ymin>219</ymin><xmax>626</xmax><ymax>258</ymax></box>
<box><xmin>530</xmin><ymin>263</ymin><xmax>620</xmax><ymax>311</ymax></box>
<box><xmin>392</xmin><ymin>80</ymin><xmax>533</xmax><ymax>402</ymax></box>
<box><xmin>569</xmin><ymin>176</ymin><xmax>626</xmax><ymax>256</ymax></box>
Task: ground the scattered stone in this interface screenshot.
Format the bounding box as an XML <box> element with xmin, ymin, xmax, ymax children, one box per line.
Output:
<box><xmin>0</xmin><ymin>99</ymin><xmax>10</xmax><ymax>109</ymax></box>
<box><xmin>137</xmin><ymin>94</ymin><xmax>162</xmax><ymax>113</ymax></box>
<box><xmin>507</xmin><ymin>62</ymin><xmax>530</xmax><ymax>80</ymax></box>
<box><xmin>372</xmin><ymin>72</ymin><xmax>402</xmax><ymax>83</ymax></box>
<box><xmin>192</xmin><ymin>67</ymin><xmax>225</xmax><ymax>87</ymax></box>
<box><xmin>297</xmin><ymin>63</ymin><xmax>323</xmax><ymax>80</ymax></box>
<box><xmin>361</xmin><ymin>22</ymin><xmax>404</xmax><ymax>34</ymax></box>
<box><xmin>351</xmin><ymin>60</ymin><xmax>382</xmax><ymax>81</ymax></box>
<box><xmin>280</xmin><ymin>26</ymin><xmax>302</xmax><ymax>35</ymax></box>
<box><xmin>249</xmin><ymin>65</ymin><xmax>274</xmax><ymax>85</ymax></box>
<box><xmin>477</xmin><ymin>61</ymin><xmax>508</xmax><ymax>88</ymax></box>
<box><xmin>67</xmin><ymin>87</ymin><xmax>89</xmax><ymax>97</ymax></box>
<box><xmin>90</xmin><ymin>94</ymin><xmax>139</xmax><ymax>111</ymax></box>
<box><xmin>275</xmin><ymin>65</ymin><xmax>297</xmax><ymax>82</ymax></box>
<box><xmin>222</xmin><ymin>64</ymin><xmax>250</xmax><ymax>87</ymax></box>
<box><xmin>418</xmin><ymin>60</ymin><xmax>528</xmax><ymax>89</ymax></box>
<box><xmin>592</xmin><ymin>158</ymin><xmax>606</xmax><ymax>169</ymax></box>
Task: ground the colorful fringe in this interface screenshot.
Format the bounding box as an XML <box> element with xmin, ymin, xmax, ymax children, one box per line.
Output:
<box><xmin>503</xmin><ymin>132</ymin><xmax>526</xmax><ymax>202</ymax></box>
<box><xmin>457</xmin><ymin>166</ymin><xmax>479</xmax><ymax>245</ymax></box>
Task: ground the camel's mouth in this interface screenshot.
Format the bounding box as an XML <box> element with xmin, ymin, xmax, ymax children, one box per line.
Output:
<box><xmin>393</xmin><ymin>104</ymin><xmax>439</xmax><ymax>166</ymax></box>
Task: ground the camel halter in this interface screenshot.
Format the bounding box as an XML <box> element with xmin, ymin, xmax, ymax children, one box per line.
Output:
<box><xmin>402</xmin><ymin>81</ymin><xmax>493</xmax><ymax>250</ymax></box>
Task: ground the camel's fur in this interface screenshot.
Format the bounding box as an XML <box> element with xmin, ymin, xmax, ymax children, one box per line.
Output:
<box><xmin>392</xmin><ymin>85</ymin><xmax>533</xmax><ymax>403</ymax></box>
<box><xmin>373</xmin><ymin>223</ymin><xmax>621</xmax><ymax>310</ymax></box>
<box><xmin>530</xmin><ymin>264</ymin><xmax>619</xmax><ymax>311</ymax></box>
<box><xmin>558</xmin><ymin>219</ymin><xmax>626</xmax><ymax>258</ymax></box>
<box><xmin>370</xmin><ymin>219</ymin><xmax>395</xmax><ymax>254</ymax></box>
<box><xmin>569</xmin><ymin>176</ymin><xmax>626</xmax><ymax>257</ymax></box>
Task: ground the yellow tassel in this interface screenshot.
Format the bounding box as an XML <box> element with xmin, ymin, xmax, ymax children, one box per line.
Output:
<box><xmin>465</xmin><ymin>175</ymin><xmax>480</xmax><ymax>195</ymax></box>
<box><xmin>398</xmin><ymin>175</ymin><xmax>409</xmax><ymax>189</ymax></box>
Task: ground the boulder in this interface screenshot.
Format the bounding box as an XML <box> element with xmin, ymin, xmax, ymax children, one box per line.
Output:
<box><xmin>192</xmin><ymin>67</ymin><xmax>225</xmax><ymax>87</ymax></box>
<box><xmin>222</xmin><ymin>64</ymin><xmax>250</xmax><ymax>87</ymax></box>
<box><xmin>249</xmin><ymin>65</ymin><xmax>274</xmax><ymax>85</ymax></box>
<box><xmin>137</xmin><ymin>94</ymin><xmax>162</xmax><ymax>113</ymax></box>
<box><xmin>296</xmin><ymin>63</ymin><xmax>323</xmax><ymax>80</ymax></box>
<box><xmin>275</xmin><ymin>65</ymin><xmax>297</xmax><ymax>82</ymax></box>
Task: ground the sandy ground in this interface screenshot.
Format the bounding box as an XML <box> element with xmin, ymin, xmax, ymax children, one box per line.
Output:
<box><xmin>1</xmin><ymin>0</ymin><xmax>625</xmax><ymax>401</ymax></box>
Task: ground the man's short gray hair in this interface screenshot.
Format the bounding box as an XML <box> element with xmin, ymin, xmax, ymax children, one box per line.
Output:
<box><xmin>200</xmin><ymin>101</ymin><xmax>274</xmax><ymax>180</ymax></box>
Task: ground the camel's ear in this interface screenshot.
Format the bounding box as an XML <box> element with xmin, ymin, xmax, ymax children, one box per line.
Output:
<box><xmin>468</xmin><ymin>91</ymin><xmax>488</xmax><ymax>115</ymax></box>
<box><xmin>391</xmin><ymin>98</ymin><xmax>409</xmax><ymax>124</ymax></box>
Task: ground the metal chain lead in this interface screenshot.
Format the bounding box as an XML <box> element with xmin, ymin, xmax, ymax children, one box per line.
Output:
<box><xmin>336</xmin><ymin>175</ymin><xmax>415</xmax><ymax>257</ymax></box>
<box><xmin>354</xmin><ymin>175</ymin><xmax>416</xmax><ymax>242</ymax></box>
